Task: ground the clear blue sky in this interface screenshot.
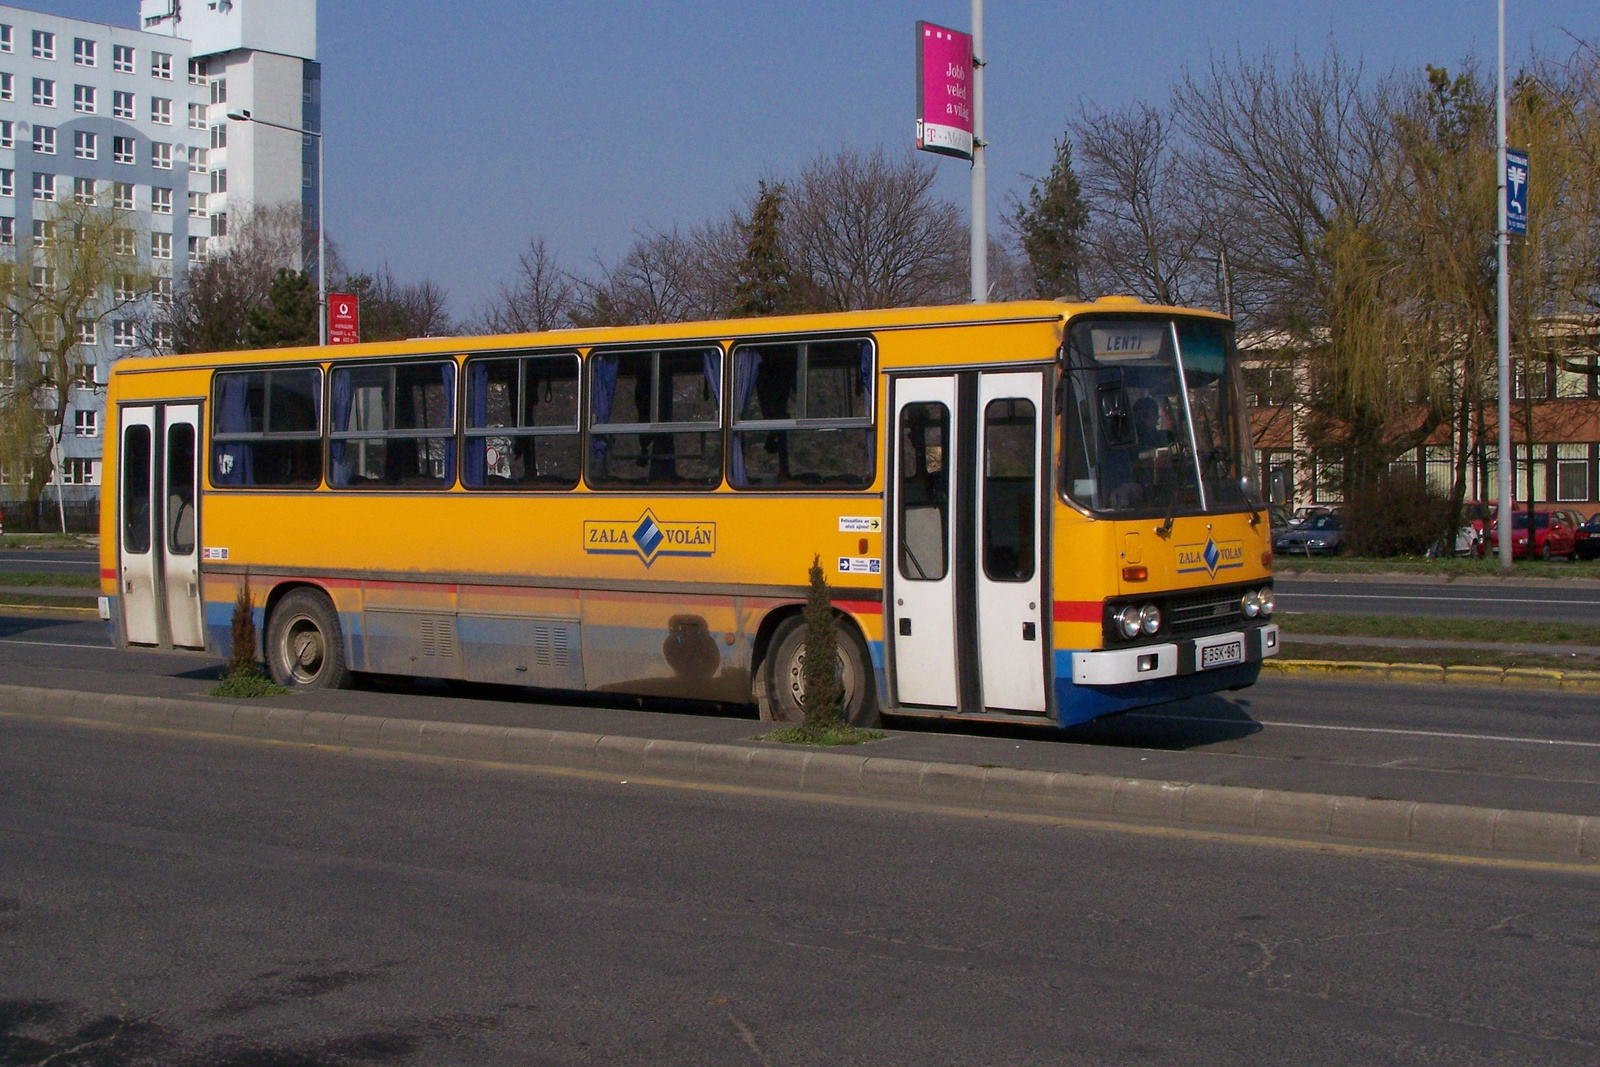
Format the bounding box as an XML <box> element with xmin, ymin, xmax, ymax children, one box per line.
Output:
<box><xmin>27</xmin><ymin>2</ymin><xmax>1598</xmax><ymax>316</ymax></box>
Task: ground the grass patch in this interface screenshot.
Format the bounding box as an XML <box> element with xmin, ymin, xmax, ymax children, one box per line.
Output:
<box><xmin>1278</xmin><ymin>612</ymin><xmax>1600</xmax><ymax>647</ymax></box>
<box><xmin>1280</xmin><ymin>640</ymin><xmax>1596</xmax><ymax>672</ymax></box>
<box><xmin>765</xmin><ymin>724</ymin><xmax>887</xmax><ymax>746</ymax></box>
<box><xmin>0</xmin><ymin>571</ymin><xmax>100</xmax><ymax>588</ymax></box>
<box><xmin>0</xmin><ymin>594</ymin><xmax>98</xmax><ymax>610</ymax></box>
<box><xmin>0</xmin><ymin>534</ymin><xmax>98</xmax><ymax>550</ymax></box>
<box><xmin>208</xmin><ymin>673</ymin><xmax>290</xmax><ymax>699</ymax></box>
<box><xmin>1274</xmin><ymin>555</ymin><xmax>1600</xmax><ymax>579</ymax></box>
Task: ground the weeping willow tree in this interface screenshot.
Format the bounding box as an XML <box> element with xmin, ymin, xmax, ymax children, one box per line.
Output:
<box><xmin>0</xmin><ymin>195</ymin><xmax>151</xmax><ymax>524</ymax></box>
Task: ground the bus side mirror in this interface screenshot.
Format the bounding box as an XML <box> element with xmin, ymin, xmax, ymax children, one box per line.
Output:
<box><xmin>1269</xmin><ymin>468</ymin><xmax>1289</xmax><ymax>506</ymax></box>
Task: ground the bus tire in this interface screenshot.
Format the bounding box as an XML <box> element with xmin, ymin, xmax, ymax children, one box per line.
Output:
<box><xmin>266</xmin><ymin>588</ymin><xmax>350</xmax><ymax>690</ymax></box>
<box><xmin>761</xmin><ymin>614</ymin><xmax>878</xmax><ymax>728</ymax></box>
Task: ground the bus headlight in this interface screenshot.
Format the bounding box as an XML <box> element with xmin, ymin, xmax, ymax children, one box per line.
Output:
<box><xmin>1241</xmin><ymin>590</ymin><xmax>1261</xmax><ymax>618</ymax></box>
<box><xmin>1139</xmin><ymin>604</ymin><xmax>1161</xmax><ymax>635</ymax></box>
<box><xmin>1114</xmin><ymin>604</ymin><xmax>1142</xmax><ymax>639</ymax></box>
<box><xmin>1258</xmin><ymin>587</ymin><xmax>1275</xmax><ymax>616</ymax></box>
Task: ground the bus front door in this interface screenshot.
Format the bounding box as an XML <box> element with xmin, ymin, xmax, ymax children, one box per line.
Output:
<box><xmin>889</xmin><ymin>371</ymin><xmax>1048</xmax><ymax>715</ymax></box>
<box><xmin>117</xmin><ymin>403</ymin><xmax>206</xmax><ymax>649</ymax></box>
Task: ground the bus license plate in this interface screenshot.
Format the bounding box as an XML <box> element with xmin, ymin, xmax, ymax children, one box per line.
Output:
<box><xmin>1199</xmin><ymin>639</ymin><xmax>1244</xmax><ymax>670</ymax></box>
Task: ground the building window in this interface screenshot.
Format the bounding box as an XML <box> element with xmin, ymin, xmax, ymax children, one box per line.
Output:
<box><xmin>113</xmin><ymin>273</ymin><xmax>139</xmax><ymax>301</ymax></box>
<box><xmin>113</xmin><ymin>228</ymin><xmax>135</xmax><ymax>256</ymax></box>
<box><xmin>1</xmin><ymin>169</ymin><xmax>13</xmax><ymax>197</ymax></box>
<box><xmin>75</xmin><ymin>409</ymin><xmax>98</xmax><ymax>437</ymax></box>
<box><xmin>113</xmin><ymin>320</ymin><xmax>137</xmax><ymax>348</ymax></box>
<box><xmin>0</xmin><ymin>119</ymin><xmax>9</xmax><ymax>148</ymax></box>
<box><xmin>32</xmin><ymin>77</ymin><xmax>55</xmax><ymax>107</ymax></box>
<box><xmin>32</xmin><ymin>125</ymin><xmax>55</xmax><ymax>154</ymax></box>
<box><xmin>188</xmin><ymin>191</ymin><xmax>206</xmax><ymax>217</ymax></box>
<box><xmin>112</xmin><ymin>182</ymin><xmax>134</xmax><ymax>209</ymax></box>
<box><xmin>210</xmin><ymin>212</ymin><xmax>227</xmax><ymax>238</ymax></box>
<box><xmin>1557</xmin><ymin>444</ymin><xmax>1591</xmax><ymax>502</ymax></box>
<box><xmin>210</xmin><ymin>123</ymin><xmax>227</xmax><ymax>150</ymax></box>
<box><xmin>151</xmin><ymin>186</ymin><xmax>171</xmax><ymax>214</ymax></box>
<box><xmin>73</xmin><ymin>38</ymin><xmax>95</xmax><ymax>66</ymax></box>
<box><xmin>1313</xmin><ymin>453</ymin><xmax>1345</xmax><ymax>504</ymax></box>
<box><xmin>188</xmin><ymin>235</ymin><xmax>206</xmax><ymax>262</ymax></box>
<box><xmin>112</xmin><ymin>90</ymin><xmax>133</xmax><ymax>118</ymax></box>
<box><xmin>1514</xmin><ymin>444</ymin><xmax>1551</xmax><ymax>503</ymax></box>
<box><xmin>113</xmin><ymin>44</ymin><xmax>133</xmax><ymax>73</ymax></box>
<box><xmin>151</xmin><ymin>142</ymin><xmax>171</xmax><ymax>169</ymax></box>
<box><xmin>151</xmin><ymin>52</ymin><xmax>171</xmax><ymax>80</ymax></box>
<box><xmin>209</xmin><ymin>77</ymin><xmax>226</xmax><ymax>105</ymax></box>
<box><xmin>73</xmin><ymin>130</ymin><xmax>95</xmax><ymax>160</ymax></box>
<box><xmin>33</xmin><ymin>172</ymin><xmax>55</xmax><ymax>201</ymax></box>
<box><xmin>188</xmin><ymin>147</ymin><xmax>207</xmax><ymax>173</ymax></box>
<box><xmin>586</xmin><ymin>348</ymin><xmax>724</xmax><ymax>489</ymax></box>
<box><xmin>0</xmin><ymin>72</ymin><xmax>11</xmax><ymax>101</ymax></box>
<box><xmin>62</xmin><ymin>459</ymin><xmax>98</xmax><ymax>486</ymax></box>
<box><xmin>210</xmin><ymin>168</ymin><xmax>227</xmax><ymax>194</ymax></box>
<box><xmin>151</xmin><ymin>323</ymin><xmax>173</xmax><ymax>351</ymax></box>
<box><xmin>113</xmin><ymin>136</ymin><xmax>135</xmax><ymax>164</ymax></box>
<box><xmin>73</xmin><ymin>83</ymin><xmax>95</xmax><ymax>112</ymax></box>
<box><xmin>76</xmin><ymin>320</ymin><xmax>97</xmax><ymax>346</ymax></box>
<box><xmin>150</xmin><ymin>96</ymin><xmax>171</xmax><ymax>125</ymax></box>
<box><xmin>188</xmin><ymin>102</ymin><xmax>205</xmax><ymax>129</ymax></box>
<box><xmin>150</xmin><ymin>232</ymin><xmax>171</xmax><ymax>260</ymax></box>
<box><xmin>0</xmin><ymin>24</ymin><xmax>11</xmax><ymax>54</ymax></box>
<box><xmin>32</xmin><ymin>265</ymin><xmax>57</xmax><ymax>290</ymax></box>
<box><xmin>32</xmin><ymin>219</ymin><xmax>54</xmax><ymax>247</ymax></box>
<box><xmin>187</xmin><ymin>57</ymin><xmax>207</xmax><ymax>85</ymax></box>
<box><xmin>73</xmin><ymin>177</ymin><xmax>96</xmax><ymax>203</ymax></box>
<box><xmin>150</xmin><ymin>276</ymin><xmax>172</xmax><ymax>305</ymax></box>
<box><xmin>32</xmin><ymin>30</ymin><xmax>54</xmax><ymax>61</ymax></box>
<box><xmin>302</xmin><ymin>160</ymin><xmax>314</xmax><ymax>189</ymax></box>
<box><xmin>0</xmin><ymin>217</ymin><xmax>12</xmax><ymax>245</ymax></box>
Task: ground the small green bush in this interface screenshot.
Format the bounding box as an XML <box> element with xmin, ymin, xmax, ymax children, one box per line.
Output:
<box><xmin>1342</xmin><ymin>472</ymin><xmax>1453</xmax><ymax>557</ymax></box>
<box><xmin>800</xmin><ymin>554</ymin><xmax>842</xmax><ymax>735</ymax></box>
<box><xmin>209</xmin><ymin>573</ymin><xmax>287</xmax><ymax>698</ymax></box>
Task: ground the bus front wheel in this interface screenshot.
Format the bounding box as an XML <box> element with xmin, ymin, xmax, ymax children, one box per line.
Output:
<box><xmin>760</xmin><ymin>615</ymin><xmax>878</xmax><ymax>728</ymax></box>
<box><xmin>266</xmin><ymin>588</ymin><xmax>351</xmax><ymax>690</ymax></box>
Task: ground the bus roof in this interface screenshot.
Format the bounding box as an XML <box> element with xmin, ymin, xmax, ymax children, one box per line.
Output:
<box><xmin>113</xmin><ymin>296</ymin><xmax>1231</xmax><ymax>376</ymax></box>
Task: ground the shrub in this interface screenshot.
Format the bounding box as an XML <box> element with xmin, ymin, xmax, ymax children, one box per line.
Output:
<box><xmin>1342</xmin><ymin>471</ymin><xmax>1452</xmax><ymax>557</ymax></box>
<box><xmin>225</xmin><ymin>572</ymin><xmax>261</xmax><ymax>680</ymax></box>
<box><xmin>800</xmin><ymin>554</ymin><xmax>842</xmax><ymax>735</ymax></box>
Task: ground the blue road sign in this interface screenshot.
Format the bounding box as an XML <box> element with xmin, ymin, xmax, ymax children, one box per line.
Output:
<box><xmin>1506</xmin><ymin>148</ymin><xmax>1529</xmax><ymax>235</ymax></box>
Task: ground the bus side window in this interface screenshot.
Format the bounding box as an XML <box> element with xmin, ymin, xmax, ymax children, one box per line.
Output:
<box><xmin>587</xmin><ymin>347</ymin><xmax>723</xmax><ymax>489</ymax></box>
<box><xmin>211</xmin><ymin>367</ymin><xmax>322</xmax><ymax>488</ymax></box>
<box><xmin>463</xmin><ymin>352</ymin><xmax>580</xmax><ymax>490</ymax></box>
<box><xmin>729</xmin><ymin>338</ymin><xmax>874</xmax><ymax>489</ymax></box>
<box><xmin>898</xmin><ymin>401</ymin><xmax>949</xmax><ymax>581</ymax></box>
<box><xmin>328</xmin><ymin>360</ymin><xmax>457</xmax><ymax>489</ymax></box>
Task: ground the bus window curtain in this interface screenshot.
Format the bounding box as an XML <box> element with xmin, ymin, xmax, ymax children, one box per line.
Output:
<box><xmin>730</xmin><ymin>350</ymin><xmax>760</xmax><ymax>486</ymax></box>
<box><xmin>214</xmin><ymin>373</ymin><xmax>252</xmax><ymax>486</ymax></box>
<box><xmin>590</xmin><ymin>354</ymin><xmax>617</xmax><ymax>464</ymax></box>
<box><xmin>703</xmin><ymin>349</ymin><xmax>722</xmax><ymax>407</ymax></box>
<box><xmin>465</xmin><ymin>361</ymin><xmax>488</xmax><ymax>487</ymax></box>
<box><xmin>329</xmin><ymin>369</ymin><xmax>354</xmax><ymax>486</ymax></box>
<box><xmin>437</xmin><ymin>362</ymin><xmax>457</xmax><ymax>481</ymax></box>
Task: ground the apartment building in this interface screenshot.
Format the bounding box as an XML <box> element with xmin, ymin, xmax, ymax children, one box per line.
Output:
<box><xmin>0</xmin><ymin>0</ymin><xmax>318</xmax><ymax>508</ymax></box>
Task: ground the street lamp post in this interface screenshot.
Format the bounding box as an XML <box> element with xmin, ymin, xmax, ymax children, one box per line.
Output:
<box><xmin>226</xmin><ymin>109</ymin><xmax>326</xmax><ymax>345</ymax></box>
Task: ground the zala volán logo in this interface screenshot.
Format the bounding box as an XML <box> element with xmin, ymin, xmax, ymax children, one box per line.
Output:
<box><xmin>583</xmin><ymin>510</ymin><xmax>716</xmax><ymax>567</ymax></box>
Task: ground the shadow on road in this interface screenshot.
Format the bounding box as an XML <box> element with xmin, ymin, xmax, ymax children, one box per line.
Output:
<box><xmin>886</xmin><ymin>694</ymin><xmax>1262</xmax><ymax>751</ymax></box>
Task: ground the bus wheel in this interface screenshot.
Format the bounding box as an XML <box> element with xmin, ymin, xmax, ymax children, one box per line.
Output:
<box><xmin>266</xmin><ymin>589</ymin><xmax>350</xmax><ymax>690</ymax></box>
<box><xmin>761</xmin><ymin>615</ymin><xmax>878</xmax><ymax>728</ymax></box>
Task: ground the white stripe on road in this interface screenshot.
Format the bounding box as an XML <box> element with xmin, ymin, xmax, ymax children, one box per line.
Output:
<box><xmin>0</xmin><ymin>638</ymin><xmax>113</xmax><ymax>650</ymax></box>
<box><xmin>1128</xmin><ymin>712</ymin><xmax>1600</xmax><ymax>749</ymax></box>
<box><xmin>1281</xmin><ymin>593</ymin><xmax>1591</xmax><ymax>605</ymax></box>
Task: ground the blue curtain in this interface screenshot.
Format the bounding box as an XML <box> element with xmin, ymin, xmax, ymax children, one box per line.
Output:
<box><xmin>437</xmin><ymin>362</ymin><xmax>457</xmax><ymax>483</ymax></box>
<box><xmin>465</xmin><ymin>362</ymin><xmax>488</xmax><ymax>487</ymax></box>
<box><xmin>329</xmin><ymin>368</ymin><xmax>354</xmax><ymax>486</ymax></box>
<box><xmin>590</xmin><ymin>354</ymin><xmax>618</xmax><ymax>463</ymax></box>
<box><xmin>730</xmin><ymin>350</ymin><xmax>760</xmax><ymax>486</ymax></box>
<box><xmin>213</xmin><ymin>373</ymin><xmax>252</xmax><ymax>486</ymax></box>
<box><xmin>702</xmin><ymin>348</ymin><xmax>722</xmax><ymax>406</ymax></box>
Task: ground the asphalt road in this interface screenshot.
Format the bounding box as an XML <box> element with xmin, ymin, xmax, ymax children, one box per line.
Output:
<box><xmin>0</xmin><ymin>550</ymin><xmax>99</xmax><ymax>576</ymax></box>
<box><xmin>3</xmin><ymin>609</ymin><xmax>1598</xmax><ymax>819</ymax></box>
<box><xmin>1275</xmin><ymin>575</ymin><xmax>1600</xmax><ymax>624</ymax></box>
<box><xmin>2</xmin><ymin>713</ymin><xmax>1597</xmax><ymax>1066</ymax></box>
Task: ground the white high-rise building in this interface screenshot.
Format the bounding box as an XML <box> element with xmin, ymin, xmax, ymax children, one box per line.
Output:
<box><xmin>0</xmin><ymin>0</ymin><xmax>319</xmax><ymax>513</ymax></box>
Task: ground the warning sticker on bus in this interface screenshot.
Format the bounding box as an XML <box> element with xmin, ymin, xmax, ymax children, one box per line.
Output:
<box><xmin>203</xmin><ymin>547</ymin><xmax>229</xmax><ymax>561</ymax></box>
<box><xmin>838</xmin><ymin>557</ymin><xmax>882</xmax><ymax>575</ymax></box>
<box><xmin>838</xmin><ymin>516</ymin><xmax>883</xmax><ymax>533</ymax></box>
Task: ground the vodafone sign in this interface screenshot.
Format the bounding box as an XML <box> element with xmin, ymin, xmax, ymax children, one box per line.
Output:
<box><xmin>328</xmin><ymin>293</ymin><xmax>360</xmax><ymax>345</ymax></box>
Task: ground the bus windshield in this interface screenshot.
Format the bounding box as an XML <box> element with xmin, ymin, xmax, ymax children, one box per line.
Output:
<box><xmin>1061</xmin><ymin>316</ymin><xmax>1261</xmax><ymax>517</ymax></box>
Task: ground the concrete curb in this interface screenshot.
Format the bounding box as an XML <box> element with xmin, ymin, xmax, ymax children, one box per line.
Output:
<box><xmin>1265</xmin><ymin>658</ymin><xmax>1600</xmax><ymax>693</ymax></box>
<box><xmin>3</xmin><ymin>683</ymin><xmax>1596</xmax><ymax>865</ymax></box>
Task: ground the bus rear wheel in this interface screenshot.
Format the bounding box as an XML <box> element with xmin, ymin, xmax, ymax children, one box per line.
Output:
<box><xmin>266</xmin><ymin>588</ymin><xmax>350</xmax><ymax>690</ymax></box>
<box><xmin>760</xmin><ymin>614</ymin><xmax>878</xmax><ymax>728</ymax></box>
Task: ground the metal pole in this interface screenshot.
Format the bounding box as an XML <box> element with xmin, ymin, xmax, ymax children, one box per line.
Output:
<box><xmin>1495</xmin><ymin>0</ymin><xmax>1513</xmax><ymax>569</ymax></box>
<box><xmin>969</xmin><ymin>0</ymin><xmax>987</xmax><ymax>303</ymax></box>
<box><xmin>317</xmin><ymin>130</ymin><xmax>326</xmax><ymax>346</ymax></box>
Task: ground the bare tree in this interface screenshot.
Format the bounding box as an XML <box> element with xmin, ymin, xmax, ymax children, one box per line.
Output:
<box><xmin>785</xmin><ymin>146</ymin><xmax>967</xmax><ymax>310</ymax></box>
<box><xmin>477</xmin><ymin>237</ymin><xmax>577</xmax><ymax>333</ymax></box>
<box><xmin>158</xmin><ymin>203</ymin><xmax>305</xmax><ymax>353</ymax></box>
<box><xmin>338</xmin><ymin>266</ymin><xmax>455</xmax><ymax>340</ymax></box>
<box><xmin>570</xmin><ymin>221</ymin><xmax>743</xmax><ymax>327</ymax></box>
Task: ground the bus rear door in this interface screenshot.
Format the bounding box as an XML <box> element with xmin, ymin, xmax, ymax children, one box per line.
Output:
<box><xmin>888</xmin><ymin>370</ymin><xmax>1048</xmax><ymax>715</ymax></box>
<box><xmin>117</xmin><ymin>403</ymin><xmax>205</xmax><ymax>649</ymax></box>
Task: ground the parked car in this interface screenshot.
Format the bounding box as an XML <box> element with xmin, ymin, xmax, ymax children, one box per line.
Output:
<box><xmin>1426</xmin><ymin>523</ymin><xmax>1479</xmax><ymax>557</ymax></box>
<box><xmin>1576</xmin><ymin>511</ymin><xmax>1600</xmax><ymax>560</ymax></box>
<box><xmin>1273</xmin><ymin>512</ymin><xmax>1344</xmax><ymax>556</ymax></box>
<box><xmin>1486</xmin><ymin>510</ymin><xmax>1579</xmax><ymax>560</ymax></box>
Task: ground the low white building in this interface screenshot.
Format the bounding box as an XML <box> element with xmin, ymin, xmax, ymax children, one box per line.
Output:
<box><xmin>0</xmin><ymin>0</ymin><xmax>319</xmax><ymax>511</ymax></box>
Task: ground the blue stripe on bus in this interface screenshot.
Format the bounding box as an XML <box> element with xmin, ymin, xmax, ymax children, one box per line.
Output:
<box><xmin>1051</xmin><ymin>649</ymin><xmax>1260</xmax><ymax>726</ymax></box>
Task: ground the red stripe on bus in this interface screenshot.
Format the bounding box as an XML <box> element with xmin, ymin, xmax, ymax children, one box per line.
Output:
<box><xmin>1053</xmin><ymin>600</ymin><xmax>1102</xmax><ymax>623</ymax></box>
<box><xmin>101</xmin><ymin>568</ymin><xmax>117</xmax><ymax>579</ymax></box>
<box><xmin>836</xmin><ymin>599</ymin><xmax>882</xmax><ymax>615</ymax></box>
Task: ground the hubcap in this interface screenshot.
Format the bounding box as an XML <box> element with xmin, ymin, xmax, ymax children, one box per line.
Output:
<box><xmin>784</xmin><ymin>642</ymin><xmax>858</xmax><ymax>717</ymax></box>
<box><xmin>280</xmin><ymin>613</ymin><xmax>326</xmax><ymax>685</ymax></box>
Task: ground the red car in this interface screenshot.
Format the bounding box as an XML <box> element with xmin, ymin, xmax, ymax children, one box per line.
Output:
<box><xmin>1486</xmin><ymin>510</ymin><xmax>1579</xmax><ymax>560</ymax></box>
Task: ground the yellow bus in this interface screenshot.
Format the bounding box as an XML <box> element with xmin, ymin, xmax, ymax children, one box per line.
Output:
<box><xmin>100</xmin><ymin>297</ymin><xmax>1279</xmax><ymax>728</ymax></box>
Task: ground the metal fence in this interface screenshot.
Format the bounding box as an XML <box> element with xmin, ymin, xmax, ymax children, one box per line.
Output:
<box><xmin>0</xmin><ymin>500</ymin><xmax>100</xmax><ymax>533</ymax></box>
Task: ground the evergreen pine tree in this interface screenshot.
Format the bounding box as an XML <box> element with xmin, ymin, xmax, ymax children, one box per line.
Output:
<box><xmin>732</xmin><ymin>182</ymin><xmax>800</xmax><ymax>317</ymax></box>
<box><xmin>800</xmin><ymin>554</ymin><xmax>842</xmax><ymax>735</ymax></box>
<box><xmin>1011</xmin><ymin>137</ymin><xmax>1089</xmax><ymax>299</ymax></box>
<box><xmin>244</xmin><ymin>268</ymin><xmax>319</xmax><ymax>348</ymax></box>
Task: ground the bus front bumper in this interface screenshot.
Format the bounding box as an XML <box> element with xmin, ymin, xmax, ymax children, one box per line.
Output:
<box><xmin>1071</xmin><ymin>624</ymin><xmax>1279</xmax><ymax>686</ymax></box>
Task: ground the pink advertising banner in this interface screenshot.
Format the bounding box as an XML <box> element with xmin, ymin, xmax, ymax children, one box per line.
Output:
<box><xmin>916</xmin><ymin>21</ymin><xmax>973</xmax><ymax>160</ymax></box>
